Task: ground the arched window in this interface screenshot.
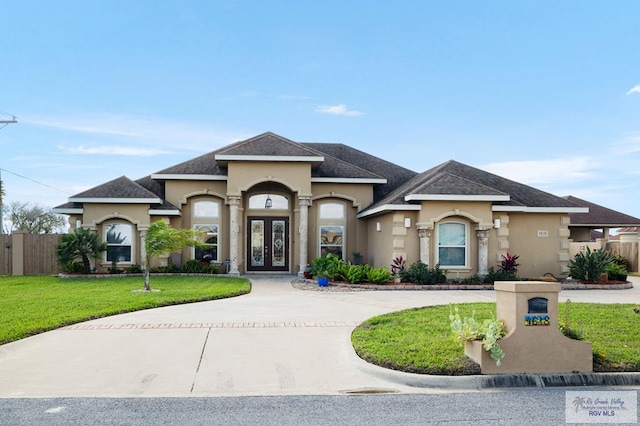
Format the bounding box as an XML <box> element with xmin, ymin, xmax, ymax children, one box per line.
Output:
<box><xmin>437</xmin><ymin>221</ymin><xmax>467</xmax><ymax>267</ymax></box>
<box><xmin>318</xmin><ymin>202</ymin><xmax>345</xmax><ymax>259</ymax></box>
<box><xmin>105</xmin><ymin>222</ymin><xmax>133</xmax><ymax>263</ymax></box>
<box><xmin>192</xmin><ymin>200</ymin><xmax>221</xmax><ymax>262</ymax></box>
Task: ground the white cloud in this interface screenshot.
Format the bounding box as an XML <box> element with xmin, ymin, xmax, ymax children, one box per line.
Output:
<box><xmin>614</xmin><ymin>134</ymin><xmax>640</xmax><ymax>154</ymax></box>
<box><xmin>22</xmin><ymin>113</ymin><xmax>249</xmax><ymax>150</ymax></box>
<box><xmin>626</xmin><ymin>84</ymin><xmax>640</xmax><ymax>95</ymax></box>
<box><xmin>482</xmin><ymin>157</ymin><xmax>597</xmax><ymax>186</ymax></box>
<box><xmin>315</xmin><ymin>104</ymin><xmax>364</xmax><ymax>117</ymax></box>
<box><xmin>58</xmin><ymin>145</ymin><xmax>172</xmax><ymax>156</ymax></box>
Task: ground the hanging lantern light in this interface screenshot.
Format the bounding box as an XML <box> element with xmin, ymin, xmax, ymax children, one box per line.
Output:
<box><xmin>265</xmin><ymin>180</ymin><xmax>272</xmax><ymax>209</ymax></box>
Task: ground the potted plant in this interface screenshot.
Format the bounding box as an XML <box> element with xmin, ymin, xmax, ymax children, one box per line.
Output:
<box><xmin>303</xmin><ymin>264</ymin><xmax>313</xmax><ymax>280</ymax></box>
<box><xmin>390</xmin><ymin>256</ymin><xmax>406</xmax><ymax>283</ymax></box>
<box><xmin>316</xmin><ymin>270</ymin><xmax>330</xmax><ymax>287</ymax></box>
<box><xmin>312</xmin><ymin>253</ymin><xmax>339</xmax><ymax>287</ymax></box>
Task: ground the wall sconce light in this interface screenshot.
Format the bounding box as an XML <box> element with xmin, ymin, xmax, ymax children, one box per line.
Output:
<box><xmin>76</xmin><ymin>219</ymin><xmax>82</xmax><ymax>229</ymax></box>
<box><xmin>493</xmin><ymin>219</ymin><xmax>501</xmax><ymax>229</ymax></box>
<box><xmin>376</xmin><ymin>222</ymin><xmax>381</xmax><ymax>232</ymax></box>
<box><xmin>404</xmin><ymin>218</ymin><xmax>411</xmax><ymax>228</ymax></box>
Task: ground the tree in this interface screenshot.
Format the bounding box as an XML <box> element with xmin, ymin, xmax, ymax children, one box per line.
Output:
<box><xmin>4</xmin><ymin>201</ymin><xmax>66</xmax><ymax>234</ymax></box>
<box><xmin>56</xmin><ymin>227</ymin><xmax>108</xmax><ymax>273</ymax></box>
<box><xmin>143</xmin><ymin>220</ymin><xmax>207</xmax><ymax>291</ymax></box>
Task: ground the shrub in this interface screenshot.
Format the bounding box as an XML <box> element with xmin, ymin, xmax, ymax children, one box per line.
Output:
<box><xmin>202</xmin><ymin>264</ymin><xmax>220</xmax><ymax>274</ymax></box>
<box><xmin>498</xmin><ymin>253</ymin><xmax>519</xmax><ymax>274</ymax></box>
<box><xmin>607</xmin><ymin>263</ymin><xmax>628</xmax><ymax>281</ymax></box>
<box><xmin>64</xmin><ymin>261</ymin><xmax>86</xmax><ymax>274</ymax></box>
<box><xmin>569</xmin><ymin>247</ymin><xmax>614</xmax><ymax>281</ymax></box>
<box><xmin>367</xmin><ymin>267</ymin><xmax>393</xmax><ymax>284</ymax></box>
<box><xmin>342</xmin><ymin>264</ymin><xmax>370</xmax><ymax>283</ymax></box>
<box><xmin>181</xmin><ymin>260</ymin><xmax>204</xmax><ymax>273</ymax></box>
<box><xmin>125</xmin><ymin>264</ymin><xmax>143</xmax><ymax>274</ymax></box>
<box><xmin>311</xmin><ymin>253</ymin><xmax>342</xmax><ymax>279</ymax></box>
<box><xmin>402</xmin><ymin>262</ymin><xmax>447</xmax><ymax>284</ymax></box>
<box><xmin>149</xmin><ymin>264</ymin><xmax>180</xmax><ymax>273</ymax></box>
<box><xmin>484</xmin><ymin>267</ymin><xmax>517</xmax><ymax>283</ymax></box>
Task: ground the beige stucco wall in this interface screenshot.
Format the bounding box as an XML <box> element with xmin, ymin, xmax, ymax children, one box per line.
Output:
<box><xmin>507</xmin><ymin>213</ymin><xmax>571</xmax><ymax>278</ymax></box>
<box><xmin>227</xmin><ymin>162</ymin><xmax>312</xmax><ymax>196</ymax></box>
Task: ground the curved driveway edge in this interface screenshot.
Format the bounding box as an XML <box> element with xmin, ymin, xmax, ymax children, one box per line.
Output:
<box><xmin>0</xmin><ymin>275</ymin><xmax>638</xmax><ymax>397</ymax></box>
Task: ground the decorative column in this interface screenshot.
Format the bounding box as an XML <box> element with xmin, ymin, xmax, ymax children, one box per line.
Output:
<box><xmin>418</xmin><ymin>227</ymin><xmax>432</xmax><ymax>266</ymax></box>
<box><xmin>298</xmin><ymin>197</ymin><xmax>310</xmax><ymax>277</ymax></box>
<box><xmin>477</xmin><ymin>229</ymin><xmax>489</xmax><ymax>276</ymax></box>
<box><xmin>228</xmin><ymin>196</ymin><xmax>241</xmax><ymax>275</ymax></box>
<box><xmin>138</xmin><ymin>227</ymin><xmax>147</xmax><ymax>271</ymax></box>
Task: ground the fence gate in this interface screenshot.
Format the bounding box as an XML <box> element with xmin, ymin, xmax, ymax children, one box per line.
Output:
<box><xmin>0</xmin><ymin>235</ymin><xmax>10</xmax><ymax>275</ymax></box>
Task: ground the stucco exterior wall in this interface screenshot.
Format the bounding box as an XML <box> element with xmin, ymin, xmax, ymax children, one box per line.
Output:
<box><xmin>366</xmin><ymin>213</ymin><xmax>396</xmax><ymax>269</ymax></box>
<box><xmin>506</xmin><ymin>213</ymin><xmax>571</xmax><ymax>278</ymax></box>
<box><xmin>227</xmin><ymin>162</ymin><xmax>312</xmax><ymax>196</ymax></box>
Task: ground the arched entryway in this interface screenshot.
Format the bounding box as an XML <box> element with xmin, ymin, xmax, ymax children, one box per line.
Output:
<box><xmin>245</xmin><ymin>182</ymin><xmax>292</xmax><ymax>273</ymax></box>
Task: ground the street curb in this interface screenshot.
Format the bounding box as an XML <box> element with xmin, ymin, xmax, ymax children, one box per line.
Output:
<box><xmin>358</xmin><ymin>360</ymin><xmax>640</xmax><ymax>390</ymax></box>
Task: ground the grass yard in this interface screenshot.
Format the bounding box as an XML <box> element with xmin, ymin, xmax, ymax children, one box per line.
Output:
<box><xmin>351</xmin><ymin>302</ymin><xmax>640</xmax><ymax>375</ymax></box>
<box><xmin>0</xmin><ymin>275</ymin><xmax>250</xmax><ymax>345</ymax></box>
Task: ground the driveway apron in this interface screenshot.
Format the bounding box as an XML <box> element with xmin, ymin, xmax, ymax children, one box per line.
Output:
<box><xmin>0</xmin><ymin>276</ymin><xmax>637</xmax><ymax>397</ymax></box>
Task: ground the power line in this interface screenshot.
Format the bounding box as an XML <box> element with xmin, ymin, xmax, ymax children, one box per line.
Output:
<box><xmin>0</xmin><ymin>167</ymin><xmax>74</xmax><ymax>195</ymax></box>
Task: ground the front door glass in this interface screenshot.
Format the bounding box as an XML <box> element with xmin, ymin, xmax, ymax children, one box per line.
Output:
<box><xmin>251</xmin><ymin>220</ymin><xmax>265</xmax><ymax>267</ymax></box>
<box><xmin>247</xmin><ymin>217</ymin><xmax>288</xmax><ymax>271</ymax></box>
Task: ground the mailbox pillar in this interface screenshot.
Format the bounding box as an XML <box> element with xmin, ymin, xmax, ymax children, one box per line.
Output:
<box><xmin>465</xmin><ymin>281</ymin><xmax>593</xmax><ymax>374</ymax></box>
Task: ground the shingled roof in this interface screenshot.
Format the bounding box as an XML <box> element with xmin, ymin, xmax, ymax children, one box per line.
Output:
<box><xmin>69</xmin><ymin>176</ymin><xmax>162</xmax><ymax>202</ymax></box>
<box><xmin>216</xmin><ymin>132</ymin><xmax>322</xmax><ymax>158</ymax></box>
<box><xmin>564</xmin><ymin>196</ymin><xmax>640</xmax><ymax>227</ymax></box>
<box><xmin>359</xmin><ymin>160</ymin><xmax>582</xmax><ymax>216</ymax></box>
<box><xmin>304</xmin><ymin>142</ymin><xmax>417</xmax><ymax>199</ymax></box>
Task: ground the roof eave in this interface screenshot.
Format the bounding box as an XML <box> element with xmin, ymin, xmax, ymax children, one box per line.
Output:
<box><xmin>405</xmin><ymin>194</ymin><xmax>510</xmax><ymax>202</ymax></box>
<box><xmin>149</xmin><ymin>209</ymin><xmax>182</xmax><ymax>216</ymax></box>
<box><xmin>312</xmin><ymin>178</ymin><xmax>387</xmax><ymax>184</ymax></box>
<box><xmin>68</xmin><ymin>197</ymin><xmax>163</xmax><ymax>204</ymax></box>
<box><xmin>214</xmin><ymin>154</ymin><xmax>324</xmax><ymax>167</ymax></box>
<box><xmin>356</xmin><ymin>204</ymin><xmax>422</xmax><ymax>219</ymax></box>
<box><xmin>52</xmin><ymin>208</ymin><xmax>83</xmax><ymax>215</ymax></box>
<box><xmin>151</xmin><ymin>174</ymin><xmax>228</xmax><ymax>181</ymax></box>
<box><xmin>492</xmin><ymin>206</ymin><xmax>589</xmax><ymax>213</ymax></box>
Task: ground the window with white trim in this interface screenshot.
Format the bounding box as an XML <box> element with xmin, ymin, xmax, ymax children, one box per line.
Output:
<box><xmin>105</xmin><ymin>222</ymin><xmax>133</xmax><ymax>263</ymax></box>
<box><xmin>192</xmin><ymin>200</ymin><xmax>221</xmax><ymax>262</ymax></box>
<box><xmin>437</xmin><ymin>222</ymin><xmax>467</xmax><ymax>267</ymax></box>
<box><xmin>318</xmin><ymin>202</ymin><xmax>345</xmax><ymax>259</ymax></box>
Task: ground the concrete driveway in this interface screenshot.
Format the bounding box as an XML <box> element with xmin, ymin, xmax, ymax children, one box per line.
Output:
<box><xmin>0</xmin><ymin>276</ymin><xmax>638</xmax><ymax>397</ymax></box>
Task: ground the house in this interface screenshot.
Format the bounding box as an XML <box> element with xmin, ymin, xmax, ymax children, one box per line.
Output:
<box><xmin>564</xmin><ymin>196</ymin><xmax>640</xmax><ymax>272</ymax></box>
<box><xmin>54</xmin><ymin>132</ymin><xmax>589</xmax><ymax>278</ymax></box>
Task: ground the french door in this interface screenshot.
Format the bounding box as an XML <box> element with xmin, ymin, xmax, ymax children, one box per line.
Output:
<box><xmin>247</xmin><ymin>217</ymin><xmax>289</xmax><ymax>272</ymax></box>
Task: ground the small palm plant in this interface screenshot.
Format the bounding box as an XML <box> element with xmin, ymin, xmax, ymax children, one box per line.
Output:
<box><xmin>56</xmin><ymin>227</ymin><xmax>108</xmax><ymax>273</ymax></box>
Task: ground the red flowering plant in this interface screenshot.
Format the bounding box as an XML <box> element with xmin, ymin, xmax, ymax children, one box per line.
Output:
<box><xmin>391</xmin><ymin>256</ymin><xmax>406</xmax><ymax>278</ymax></box>
<box><xmin>498</xmin><ymin>253</ymin><xmax>519</xmax><ymax>279</ymax></box>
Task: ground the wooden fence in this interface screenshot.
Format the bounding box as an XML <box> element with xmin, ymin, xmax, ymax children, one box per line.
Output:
<box><xmin>0</xmin><ymin>232</ymin><xmax>62</xmax><ymax>275</ymax></box>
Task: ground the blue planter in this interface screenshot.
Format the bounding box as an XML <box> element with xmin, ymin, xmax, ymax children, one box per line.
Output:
<box><xmin>317</xmin><ymin>277</ymin><xmax>329</xmax><ymax>287</ymax></box>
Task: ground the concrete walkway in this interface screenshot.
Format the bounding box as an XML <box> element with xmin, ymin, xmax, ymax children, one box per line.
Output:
<box><xmin>0</xmin><ymin>276</ymin><xmax>638</xmax><ymax>398</ymax></box>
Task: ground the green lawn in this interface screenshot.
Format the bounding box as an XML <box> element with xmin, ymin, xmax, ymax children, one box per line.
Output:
<box><xmin>351</xmin><ymin>302</ymin><xmax>640</xmax><ymax>375</ymax></box>
<box><xmin>0</xmin><ymin>275</ymin><xmax>251</xmax><ymax>345</ymax></box>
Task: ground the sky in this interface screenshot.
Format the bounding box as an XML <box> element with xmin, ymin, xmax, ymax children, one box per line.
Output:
<box><xmin>1</xmin><ymin>1</ymin><xmax>640</xmax><ymax>227</ymax></box>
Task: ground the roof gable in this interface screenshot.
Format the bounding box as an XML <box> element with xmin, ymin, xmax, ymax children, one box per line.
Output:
<box><xmin>359</xmin><ymin>160</ymin><xmax>583</xmax><ymax>217</ymax></box>
<box><xmin>69</xmin><ymin>176</ymin><xmax>162</xmax><ymax>204</ymax></box>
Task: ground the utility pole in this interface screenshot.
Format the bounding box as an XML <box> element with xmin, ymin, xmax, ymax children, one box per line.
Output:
<box><xmin>0</xmin><ymin>113</ymin><xmax>18</xmax><ymax>234</ymax></box>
